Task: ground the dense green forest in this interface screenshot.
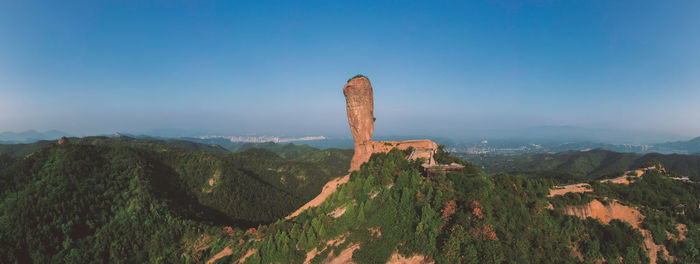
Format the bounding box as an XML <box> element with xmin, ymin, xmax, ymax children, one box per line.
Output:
<box><xmin>202</xmin><ymin>148</ymin><xmax>699</xmax><ymax>263</ymax></box>
<box><xmin>1</xmin><ymin>138</ymin><xmax>698</xmax><ymax>263</ymax></box>
<box><xmin>0</xmin><ymin>137</ymin><xmax>350</xmax><ymax>263</ymax></box>
<box><xmin>0</xmin><ymin>140</ymin><xmax>53</xmax><ymax>158</ymax></box>
<box><xmin>462</xmin><ymin>149</ymin><xmax>700</xmax><ymax>183</ymax></box>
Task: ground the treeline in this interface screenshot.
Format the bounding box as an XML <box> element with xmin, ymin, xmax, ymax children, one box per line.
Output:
<box><xmin>465</xmin><ymin>149</ymin><xmax>700</xmax><ymax>183</ymax></box>
<box><xmin>0</xmin><ymin>144</ymin><xmax>208</xmax><ymax>263</ymax></box>
<box><xmin>0</xmin><ymin>137</ymin><xmax>350</xmax><ymax>263</ymax></box>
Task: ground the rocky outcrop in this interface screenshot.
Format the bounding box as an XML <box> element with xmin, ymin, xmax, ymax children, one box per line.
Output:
<box><xmin>343</xmin><ymin>76</ymin><xmax>438</xmax><ymax>171</ymax></box>
<box><xmin>372</xmin><ymin>140</ymin><xmax>438</xmax><ymax>166</ymax></box>
<box><xmin>562</xmin><ymin>199</ymin><xmax>644</xmax><ymax>228</ymax></box>
<box><xmin>58</xmin><ymin>136</ymin><xmax>68</xmax><ymax>145</ymax></box>
<box><xmin>548</xmin><ymin>183</ymin><xmax>592</xmax><ymax>197</ymax></box>
<box><xmin>550</xmin><ymin>167</ymin><xmax>666</xmax><ymax>196</ymax></box>
<box><xmin>344</xmin><ymin>76</ymin><xmax>375</xmax><ymax>171</ymax></box>
<box><xmin>561</xmin><ymin>199</ymin><xmax>672</xmax><ymax>263</ymax></box>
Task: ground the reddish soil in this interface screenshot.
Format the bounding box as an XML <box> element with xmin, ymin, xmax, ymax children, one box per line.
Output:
<box><xmin>600</xmin><ymin>169</ymin><xmax>644</xmax><ymax>185</ymax></box>
<box><xmin>325</xmin><ymin>243</ymin><xmax>360</xmax><ymax>264</ymax></box>
<box><xmin>304</xmin><ymin>247</ymin><xmax>320</xmax><ymax>264</ymax></box>
<box><xmin>203</xmin><ymin>170</ymin><xmax>221</xmax><ymax>193</ymax></box>
<box><xmin>563</xmin><ymin>200</ymin><xmax>644</xmax><ymax>228</ymax></box>
<box><xmin>368</xmin><ymin>227</ymin><xmax>381</xmax><ymax>238</ymax></box>
<box><xmin>205</xmin><ymin>247</ymin><xmax>233</xmax><ymax>264</ymax></box>
<box><xmin>286</xmin><ymin>174</ymin><xmax>350</xmax><ymax>220</ymax></box>
<box><xmin>387</xmin><ymin>252</ymin><xmax>433</xmax><ymax>264</ymax></box>
<box><xmin>550</xmin><ymin>168</ymin><xmax>658</xmax><ymax>197</ymax></box>
<box><xmin>237</xmin><ymin>249</ymin><xmax>256</xmax><ymax>264</ymax></box>
<box><xmin>668</xmin><ymin>223</ymin><xmax>688</xmax><ymax>241</ymax></box>
<box><xmin>328</xmin><ymin>206</ymin><xmax>347</xmax><ymax>218</ymax></box>
<box><xmin>548</xmin><ymin>183</ymin><xmax>592</xmax><ymax>197</ymax></box>
<box><xmin>549</xmin><ymin>167</ymin><xmax>683</xmax><ymax>263</ymax></box>
<box><xmin>562</xmin><ymin>199</ymin><xmax>672</xmax><ymax>263</ymax></box>
<box><xmin>192</xmin><ymin>235</ymin><xmax>211</xmax><ymax>252</ymax></box>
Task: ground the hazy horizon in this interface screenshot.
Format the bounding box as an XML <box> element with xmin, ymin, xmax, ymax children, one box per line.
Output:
<box><xmin>2</xmin><ymin>1</ymin><xmax>699</xmax><ymax>142</ymax></box>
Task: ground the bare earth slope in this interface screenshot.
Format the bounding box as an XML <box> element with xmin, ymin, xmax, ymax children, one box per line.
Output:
<box><xmin>286</xmin><ymin>174</ymin><xmax>350</xmax><ymax>220</ymax></box>
<box><xmin>549</xmin><ymin>166</ymin><xmax>675</xmax><ymax>263</ymax></box>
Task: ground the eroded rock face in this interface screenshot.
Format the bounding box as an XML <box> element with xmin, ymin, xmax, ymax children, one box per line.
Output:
<box><xmin>343</xmin><ymin>76</ymin><xmax>439</xmax><ymax>171</ymax></box>
<box><xmin>561</xmin><ymin>199</ymin><xmax>672</xmax><ymax>263</ymax></box>
<box><xmin>344</xmin><ymin>76</ymin><xmax>375</xmax><ymax>171</ymax></box>
<box><xmin>372</xmin><ymin>140</ymin><xmax>438</xmax><ymax>166</ymax></box>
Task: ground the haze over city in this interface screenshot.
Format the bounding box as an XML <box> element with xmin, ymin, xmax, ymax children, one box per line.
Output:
<box><xmin>1</xmin><ymin>1</ymin><xmax>699</xmax><ymax>142</ymax></box>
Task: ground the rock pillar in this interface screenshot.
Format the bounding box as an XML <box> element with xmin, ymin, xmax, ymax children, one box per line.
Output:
<box><xmin>343</xmin><ymin>76</ymin><xmax>374</xmax><ymax>171</ymax></box>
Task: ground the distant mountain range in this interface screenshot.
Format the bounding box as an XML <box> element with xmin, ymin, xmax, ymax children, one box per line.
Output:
<box><xmin>463</xmin><ymin>148</ymin><xmax>700</xmax><ymax>182</ymax></box>
<box><xmin>3</xmin><ymin>129</ymin><xmax>700</xmax><ymax>156</ymax></box>
<box><xmin>651</xmin><ymin>136</ymin><xmax>700</xmax><ymax>154</ymax></box>
<box><xmin>452</xmin><ymin>136</ymin><xmax>700</xmax><ymax>155</ymax></box>
<box><xmin>0</xmin><ymin>130</ymin><xmax>71</xmax><ymax>144</ymax></box>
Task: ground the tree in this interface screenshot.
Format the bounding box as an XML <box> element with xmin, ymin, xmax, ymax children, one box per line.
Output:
<box><xmin>306</xmin><ymin>230</ymin><xmax>317</xmax><ymax>248</ymax></box>
<box><xmin>357</xmin><ymin>203</ymin><xmax>366</xmax><ymax>222</ymax></box>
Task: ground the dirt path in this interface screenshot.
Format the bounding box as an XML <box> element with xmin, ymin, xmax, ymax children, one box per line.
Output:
<box><xmin>325</xmin><ymin>243</ymin><xmax>360</xmax><ymax>264</ymax></box>
<box><xmin>286</xmin><ymin>174</ymin><xmax>350</xmax><ymax>220</ymax></box>
<box><xmin>303</xmin><ymin>235</ymin><xmax>348</xmax><ymax>264</ymax></box>
<box><xmin>205</xmin><ymin>247</ymin><xmax>232</xmax><ymax>264</ymax></box>
<box><xmin>237</xmin><ymin>249</ymin><xmax>256</xmax><ymax>264</ymax></box>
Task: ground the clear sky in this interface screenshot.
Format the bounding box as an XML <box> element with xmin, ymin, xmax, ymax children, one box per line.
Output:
<box><xmin>1</xmin><ymin>1</ymin><xmax>699</xmax><ymax>142</ymax></box>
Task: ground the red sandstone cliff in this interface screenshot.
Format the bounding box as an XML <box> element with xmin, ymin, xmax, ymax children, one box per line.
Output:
<box><xmin>343</xmin><ymin>76</ymin><xmax>375</xmax><ymax>171</ymax></box>
<box><xmin>287</xmin><ymin>77</ymin><xmax>440</xmax><ymax>220</ymax></box>
<box><xmin>561</xmin><ymin>200</ymin><xmax>672</xmax><ymax>263</ymax></box>
<box><xmin>343</xmin><ymin>76</ymin><xmax>438</xmax><ymax>171</ymax></box>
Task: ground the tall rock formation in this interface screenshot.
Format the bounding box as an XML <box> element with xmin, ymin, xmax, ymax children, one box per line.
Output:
<box><xmin>343</xmin><ymin>76</ymin><xmax>375</xmax><ymax>171</ymax></box>
<box><xmin>344</xmin><ymin>75</ymin><xmax>440</xmax><ymax>172</ymax></box>
<box><xmin>288</xmin><ymin>76</ymin><xmax>447</xmax><ymax>220</ymax></box>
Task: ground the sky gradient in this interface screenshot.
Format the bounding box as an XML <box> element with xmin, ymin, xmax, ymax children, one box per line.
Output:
<box><xmin>1</xmin><ymin>1</ymin><xmax>699</xmax><ymax>142</ymax></box>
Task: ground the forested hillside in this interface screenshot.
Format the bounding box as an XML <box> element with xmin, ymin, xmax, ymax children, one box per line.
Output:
<box><xmin>463</xmin><ymin>149</ymin><xmax>700</xmax><ymax>183</ymax></box>
<box><xmin>197</xmin><ymin>149</ymin><xmax>699</xmax><ymax>264</ymax></box>
<box><xmin>2</xmin><ymin>138</ymin><xmax>698</xmax><ymax>263</ymax></box>
<box><xmin>0</xmin><ymin>140</ymin><xmax>53</xmax><ymax>158</ymax></box>
<box><xmin>0</xmin><ymin>137</ymin><xmax>350</xmax><ymax>263</ymax></box>
<box><xmin>178</xmin><ymin>138</ymin><xmax>354</xmax><ymax>167</ymax></box>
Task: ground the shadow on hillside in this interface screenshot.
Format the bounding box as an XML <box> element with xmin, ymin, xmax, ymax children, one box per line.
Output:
<box><xmin>146</xmin><ymin>158</ymin><xmax>264</xmax><ymax>228</ymax></box>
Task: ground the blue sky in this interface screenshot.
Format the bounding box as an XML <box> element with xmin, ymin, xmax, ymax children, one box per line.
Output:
<box><xmin>1</xmin><ymin>1</ymin><xmax>699</xmax><ymax>142</ymax></box>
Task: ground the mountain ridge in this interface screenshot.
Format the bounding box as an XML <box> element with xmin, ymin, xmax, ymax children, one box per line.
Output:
<box><xmin>464</xmin><ymin>148</ymin><xmax>700</xmax><ymax>183</ymax></box>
